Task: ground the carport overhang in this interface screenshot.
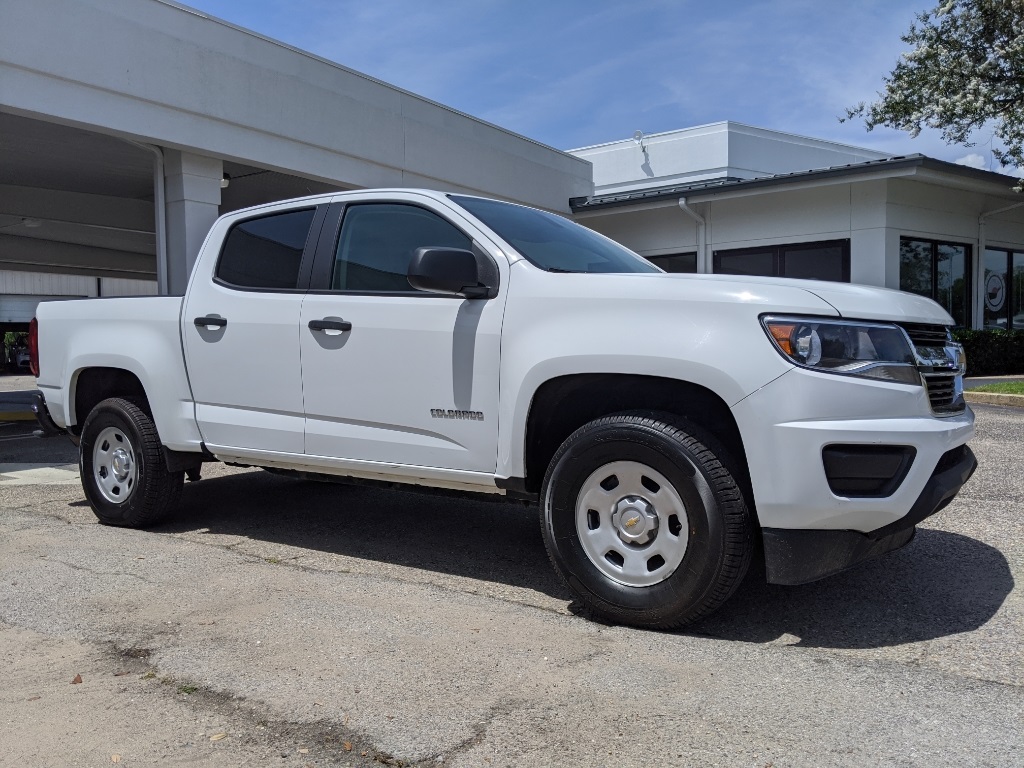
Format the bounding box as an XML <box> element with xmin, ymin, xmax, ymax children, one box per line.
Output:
<box><xmin>1</xmin><ymin>0</ymin><xmax>593</xmax><ymax>295</ymax></box>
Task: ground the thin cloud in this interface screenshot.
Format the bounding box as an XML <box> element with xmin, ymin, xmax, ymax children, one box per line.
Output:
<box><xmin>185</xmin><ymin>0</ymin><xmax>1010</xmax><ymax>167</ymax></box>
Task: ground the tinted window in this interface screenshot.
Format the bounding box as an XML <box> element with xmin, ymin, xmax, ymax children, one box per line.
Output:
<box><xmin>900</xmin><ymin>238</ymin><xmax>933</xmax><ymax>298</ymax></box>
<box><xmin>900</xmin><ymin>237</ymin><xmax>971</xmax><ymax>326</ymax></box>
<box><xmin>983</xmin><ymin>248</ymin><xmax>1007</xmax><ymax>328</ymax></box>
<box><xmin>217</xmin><ymin>209</ymin><xmax>316</xmax><ymax>290</ymax></box>
<box><xmin>714</xmin><ymin>240</ymin><xmax>850</xmax><ymax>282</ymax></box>
<box><xmin>783</xmin><ymin>243</ymin><xmax>846</xmax><ymax>281</ymax></box>
<box><xmin>1015</xmin><ymin>253</ymin><xmax>1024</xmax><ymax>330</ymax></box>
<box><xmin>332</xmin><ymin>204</ymin><xmax>472</xmax><ymax>292</ymax></box>
<box><xmin>451</xmin><ymin>195</ymin><xmax>658</xmax><ymax>274</ymax></box>
<box><xmin>716</xmin><ymin>249</ymin><xmax>774</xmax><ymax>276</ymax></box>
<box><xmin>646</xmin><ymin>253</ymin><xmax>695</xmax><ymax>273</ymax></box>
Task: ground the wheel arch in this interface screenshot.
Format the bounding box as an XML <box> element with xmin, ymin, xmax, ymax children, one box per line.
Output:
<box><xmin>519</xmin><ymin>373</ymin><xmax>755</xmax><ymax>517</ymax></box>
<box><xmin>70</xmin><ymin>366</ymin><xmax>149</xmax><ymax>434</ymax></box>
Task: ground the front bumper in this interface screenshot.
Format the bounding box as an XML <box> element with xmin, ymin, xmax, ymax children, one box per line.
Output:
<box><xmin>732</xmin><ymin>367</ymin><xmax>975</xmax><ymax>532</ymax></box>
<box><xmin>762</xmin><ymin>444</ymin><xmax>977</xmax><ymax>584</ymax></box>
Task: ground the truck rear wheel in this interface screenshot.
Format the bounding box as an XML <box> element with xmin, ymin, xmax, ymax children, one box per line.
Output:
<box><xmin>79</xmin><ymin>397</ymin><xmax>183</xmax><ymax>527</ymax></box>
<box><xmin>540</xmin><ymin>412</ymin><xmax>753</xmax><ymax>629</ymax></box>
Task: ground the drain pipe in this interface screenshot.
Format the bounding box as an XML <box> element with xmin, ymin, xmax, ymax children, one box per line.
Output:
<box><xmin>121</xmin><ymin>140</ymin><xmax>168</xmax><ymax>295</ymax></box>
<box><xmin>977</xmin><ymin>200</ymin><xmax>1024</xmax><ymax>328</ymax></box>
<box><xmin>678</xmin><ymin>197</ymin><xmax>707</xmax><ymax>273</ymax></box>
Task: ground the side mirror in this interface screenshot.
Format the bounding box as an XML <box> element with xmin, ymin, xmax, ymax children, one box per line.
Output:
<box><xmin>407</xmin><ymin>246</ymin><xmax>499</xmax><ymax>299</ymax></box>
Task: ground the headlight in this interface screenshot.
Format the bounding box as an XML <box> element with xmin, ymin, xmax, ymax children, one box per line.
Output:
<box><xmin>761</xmin><ymin>316</ymin><xmax>921</xmax><ymax>385</ymax></box>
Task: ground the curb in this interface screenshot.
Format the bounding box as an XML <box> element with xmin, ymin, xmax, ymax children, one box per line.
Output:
<box><xmin>964</xmin><ymin>392</ymin><xmax>1024</xmax><ymax>408</ymax></box>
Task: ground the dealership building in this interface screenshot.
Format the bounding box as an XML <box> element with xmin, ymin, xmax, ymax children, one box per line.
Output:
<box><xmin>569</xmin><ymin>123</ymin><xmax>1024</xmax><ymax>331</ymax></box>
<box><xmin>2</xmin><ymin>0</ymin><xmax>1023</xmax><ymax>336</ymax></box>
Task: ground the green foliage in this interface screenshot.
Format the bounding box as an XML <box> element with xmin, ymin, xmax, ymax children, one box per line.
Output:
<box><xmin>953</xmin><ymin>328</ymin><xmax>1024</xmax><ymax>375</ymax></box>
<box><xmin>971</xmin><ymin>380</ymin><xmax>1024</xmax><ymax>393</ymax></box>
<box><xmin>844</xmin><ymin>0</ymin><xmax>1024</xmax><ymax>185</ymax></box>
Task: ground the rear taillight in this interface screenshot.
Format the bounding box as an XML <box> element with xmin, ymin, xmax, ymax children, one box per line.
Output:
<box><xmin>28</xmin><ymin>317</ymin><xmax>39</xmax><ymax>377</ymax></box>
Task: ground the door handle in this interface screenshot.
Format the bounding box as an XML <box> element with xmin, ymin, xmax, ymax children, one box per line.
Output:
<box><xmin>308</xmin><ymin>319</ymin><xmax>352</xmax><ymax>332</ymax></box>
<box><xmin>193</xmin><ymin>316</ymin><xmax>227</xmax><ymax>328</ymax></box>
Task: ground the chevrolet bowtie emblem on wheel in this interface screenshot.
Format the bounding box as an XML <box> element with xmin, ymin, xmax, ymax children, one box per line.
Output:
<box><xmin>624</xmin><ymin>515</ymin><xmax>640</xmax><ymax>528</ymax></box>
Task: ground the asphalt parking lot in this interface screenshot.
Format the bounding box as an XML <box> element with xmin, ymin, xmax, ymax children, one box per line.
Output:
<box><xmin>1</xmin><ymin>405</ymin><xmax>1021</xmax><ymax>767</ymax></box>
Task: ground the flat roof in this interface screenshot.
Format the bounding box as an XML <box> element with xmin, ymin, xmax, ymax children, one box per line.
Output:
<box><xmin>570</xmin><ymin>154</ymin><xmax>1023</xmax><ymax>212</ymax></box>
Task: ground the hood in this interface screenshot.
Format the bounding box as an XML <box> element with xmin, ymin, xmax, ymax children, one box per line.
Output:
<box><xmin>798</xmin><ymin>282</ymin><xmax>954</xmax><ymax>326</ymax></box>
<box><xmin>657</xmin><ymin>274</ymin><xmax>954</xmax><ymax>326</ymax></box>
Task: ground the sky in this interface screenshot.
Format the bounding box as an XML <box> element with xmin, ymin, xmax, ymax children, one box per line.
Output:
<box><xmin>182</xmin><ymin>0</ymin><xmax>1000</xmax><ymax>169</ymax></box>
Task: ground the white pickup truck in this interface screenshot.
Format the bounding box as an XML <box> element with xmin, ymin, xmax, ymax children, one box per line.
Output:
<box><xmin>32</xmin><ymin>188</ymin><xmax>976</xmax><ymax>628</ymax></box>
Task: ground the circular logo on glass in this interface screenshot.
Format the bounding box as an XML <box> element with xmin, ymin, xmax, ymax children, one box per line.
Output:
<box><xmin>985</xmin><ymin>272</ymin><xmax>1006</xmax><ymax>313</ymax></box>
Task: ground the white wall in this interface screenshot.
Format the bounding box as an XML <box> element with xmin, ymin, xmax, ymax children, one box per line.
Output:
<box><xmin>582</xmin><ymin>206</ymin><xmax>699</xmax><ymax>258</ymax></box>
<box><xmin>581</xmin><ymin>183</ymin><xmax>870</xmax><ymax>267</ymax></box>
<box><xmin>577</xmin><ymin>173</ymin><xmax>1024</xmax><ymax>327</ymax></box>
<box><xmin>570</xmin><ymin>122</ymin><xmax>890</xmax><ymax>196</ymax></box>
<box><xmin>0</xmin><ymin>270</ymin><xmax>156</xmax><ymax>298</ymax></box>
<box><xmin>0</xmin><ymin>270</ymin><xmax>97</xmax><ymax>297</ymax></box>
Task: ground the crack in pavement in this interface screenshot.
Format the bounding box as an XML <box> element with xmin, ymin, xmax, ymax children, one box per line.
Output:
<box><xmin>48</xmin><ymin>558</ymin><xmax>161</xmax><ymax>586</ymax></box>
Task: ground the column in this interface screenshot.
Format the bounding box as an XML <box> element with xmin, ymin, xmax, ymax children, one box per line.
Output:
<box><xmin>163</xmin><ymin>150</ymin><xmax>222</xmax><ymax>296</ymax></box>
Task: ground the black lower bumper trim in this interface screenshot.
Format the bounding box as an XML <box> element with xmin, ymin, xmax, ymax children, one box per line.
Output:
<box><xmin>763</xmin><ymin>526</ymin><xmax>916</xmax><ymax>585</ymax></box>
<box><xmin>763</xmin><ymin>443</ymin><xmax>977</xmax><ymax>586</ymax></box>
<box><xmin>30</xmin><ymin>391</ymin><xmax>63</xmax><ymax>437</ymax></box>
<box><xmin>867</xmin><ymin>444</ymin><xmax>976</xmax><ymax>541</ymax></box>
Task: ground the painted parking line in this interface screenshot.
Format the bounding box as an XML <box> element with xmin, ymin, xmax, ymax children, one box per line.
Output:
<box><xmin>0</xmin><ymin>463</ymin><xmax>80</xmax><ymax>485</ymax></box>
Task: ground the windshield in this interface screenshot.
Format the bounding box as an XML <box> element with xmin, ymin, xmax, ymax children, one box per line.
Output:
<box><xmin>450</xmin><ymin>195</ymin><xmax>660</xmax><ymax>274</ymax></box>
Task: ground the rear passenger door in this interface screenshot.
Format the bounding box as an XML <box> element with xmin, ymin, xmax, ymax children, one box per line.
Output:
<box><xmin>299</xmin><ymin>197</ymin><xmax>506</xmax><ymax>472</ymax></box>
<box><xmin>183</xmin><ymin>203</ymin><xmax>326</xmax><ymax>454</ymax></box>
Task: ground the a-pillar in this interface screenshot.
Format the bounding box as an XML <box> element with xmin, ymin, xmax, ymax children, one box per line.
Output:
<box><xmin>163</xmin><ymin>151</ymin><xmax>222</xmax><ymax>296</ymax></box>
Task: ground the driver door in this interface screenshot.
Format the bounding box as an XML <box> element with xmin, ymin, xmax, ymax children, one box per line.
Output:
<box><xmin>299</xmin><ymin>199</ymin><xmax>506</xmax><ymax>472</ymax></box>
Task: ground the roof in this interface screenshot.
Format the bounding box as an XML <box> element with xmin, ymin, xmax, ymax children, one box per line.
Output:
<box><xmin>569</xmin><ymin>154</ymin><xmax>1023</xmax><ymax>212</ymax></box>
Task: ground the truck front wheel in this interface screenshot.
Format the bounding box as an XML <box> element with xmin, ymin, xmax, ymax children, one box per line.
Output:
<box><xmin>540</xmin><ymin>413</ymin><xmax>753</xmax><ymax>629</ymax></box>
<box><xmin>79</xmin><ymin>397</ymin><xmax>183</xmax><ymax>527</ymax></box>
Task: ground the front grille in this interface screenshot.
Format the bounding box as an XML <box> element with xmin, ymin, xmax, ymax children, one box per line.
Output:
<box><xmin>896</xmin><ymin>323</ymin><xmax>965</xmax><ymax>416</ymax></box>
<box><xmin>898</xmin><ymin>322</ymin><xmax>952</xmax><ymax>348</ymax></box>
<box><xmin>922</xmin><ymin>372</ymin><xmax>963</xmax><ymax>414</ymax></box>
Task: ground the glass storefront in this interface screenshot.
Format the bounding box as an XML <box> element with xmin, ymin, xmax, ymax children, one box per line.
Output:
<box><xmin>900</xmin><ymin>238</ymin><xmax>971</xmax><ymax>327</ymax></box>
<box><xmin>984</xmin><ymin>247</ymin><xmax>1024</xmax><ymax>329</ymax></box>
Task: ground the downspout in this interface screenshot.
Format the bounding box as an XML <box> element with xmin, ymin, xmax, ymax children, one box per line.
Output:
<box><xmin>678</xmin><ymin>197</ymin><xmax>707</xmax><ymax>273</ymax></box>
<box><xmin>977</xmin><ymin>200</ymin><xmax>1024</xmax><ymax>328</ymax></box>
<box><xmin>121</xmin><ymin>140</ymin><xmax>168</xmax><ymax>295</ymax></box>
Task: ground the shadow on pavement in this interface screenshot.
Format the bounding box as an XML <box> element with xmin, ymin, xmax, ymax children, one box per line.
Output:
<box><xmin>159</xmin><ymin>468</ymin><xmax>571</xmax><ymax>600</ymax></box>
<box><xmin>693</xmin><ymin>527</ymin><xmax>1013</xmax><ymax>649</ymax></box>
<box><xmin>145</xmin><ymin>469</ymin><xmax>1011</xmax><ymax>650</ymax></box>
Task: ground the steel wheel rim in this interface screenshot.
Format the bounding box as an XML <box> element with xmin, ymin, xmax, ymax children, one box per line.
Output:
<box><xmin>92</xmin><ymin>425</ymin><xmax>138</xmax><ymax>504</ymax></box>
<box><xmin>575</xmin><ymin>460</ymin><xmax>689</xmax><ymax>587</ymax></box>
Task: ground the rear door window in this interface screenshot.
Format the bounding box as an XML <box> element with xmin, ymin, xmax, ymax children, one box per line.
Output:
<box><xmin>216</xmin><ymin>208</ymin><xmax>317</xmax><ymax>290</ymax></box>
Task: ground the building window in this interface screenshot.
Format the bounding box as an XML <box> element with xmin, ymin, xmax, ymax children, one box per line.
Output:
<box><xmin>646</xmin><ymin>252</ymin><xmax>697</xmax><ymax>273</ymax></box>
<box><xmin>899</xmin><ymin>238</ymin><xmax>971</xmax><ymax>327</ymax></box>
<box><xmin>983</xmin><ymin>247</ymin><xmax>1024</xmax><ymax>330</ymax></box>
<box><xmin>713</xmin><ymin>240</ymin><xmax>850</xmax><ymax>282</ymax></box>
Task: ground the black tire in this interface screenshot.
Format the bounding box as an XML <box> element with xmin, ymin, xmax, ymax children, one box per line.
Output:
<box><xmin>79</xmin><ymin>397</ymin><xmax>183</xmax><ymax>527</ymax></box>
<box><xmin>540</xmin><ymin>412</ymin><xmax>753</xmax><ymax>629</ymax></box>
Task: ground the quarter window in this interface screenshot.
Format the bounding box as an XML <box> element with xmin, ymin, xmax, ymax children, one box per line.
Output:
<box><xmin>332</xmin><ymin>204</ymin><xmax>472</xmax><ymax>292</ymax></box>
<box><xmin>899</xmin><ymin>238</ymin><xmax>971</xmax><ymax>327</ymax></box>
<box><xmin>216</xmin><ymin>208</ymin><xmax>316</xmax><ymax>290</ymax></box>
